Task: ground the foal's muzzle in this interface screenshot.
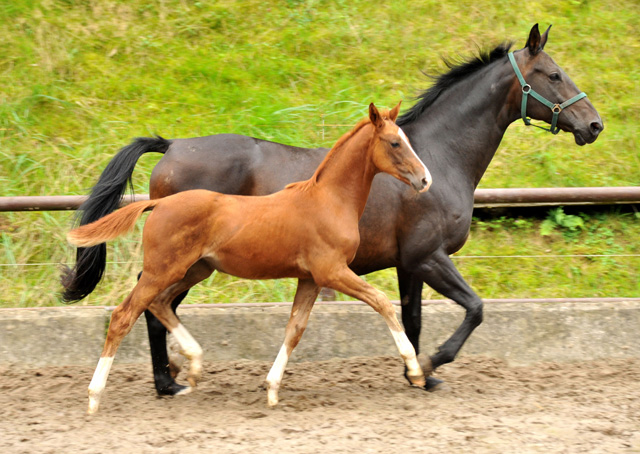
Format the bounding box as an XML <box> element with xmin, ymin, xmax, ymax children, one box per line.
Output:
<box><xmin>411</xmin><ymin>170</ymin><xmax>432</xmax><ymax>193</ymax></box>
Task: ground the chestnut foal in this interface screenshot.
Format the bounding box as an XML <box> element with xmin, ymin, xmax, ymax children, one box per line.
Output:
<box><xmin>68</xmin><ymin>103</ymin><xmax>432</xmax><ymax>414</ymax></box>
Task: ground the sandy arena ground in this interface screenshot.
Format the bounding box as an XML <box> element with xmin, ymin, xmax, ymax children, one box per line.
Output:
<box><xmin>1</xmin><ymin>355</ymin><xmax>639</xmax><ymax>453</ymax></box>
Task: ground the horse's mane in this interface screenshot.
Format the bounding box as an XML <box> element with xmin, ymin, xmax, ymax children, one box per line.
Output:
<box><xmin>397</xmin><ymin>42</ymin><xmax>513</xmax><ymax>126</ymax></box>
<box><xmin>286</xmin><ymin>110</ymin><xmax>392</xmax><ymax>191</ymax></box>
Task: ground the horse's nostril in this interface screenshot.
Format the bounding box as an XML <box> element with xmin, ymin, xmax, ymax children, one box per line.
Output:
<box><xmin>421</xmin><ymin>177</ymin><xmax>428</xmax><ymax>186</ymax></box>
<box><xmin>590</xmin><ymin>121</ymin><xmax>603</xmax><ymax>135</ymax></box>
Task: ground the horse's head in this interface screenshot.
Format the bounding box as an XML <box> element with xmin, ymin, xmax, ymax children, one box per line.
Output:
<box><xmin>509</xmin><ymin>24</ymin><xmax>603</xmax><ymax>145</ymax></box>
<box><xmin>369</xmin><ymin>102</ymin><xmax>432</xmax><ymax>193</ymax></box>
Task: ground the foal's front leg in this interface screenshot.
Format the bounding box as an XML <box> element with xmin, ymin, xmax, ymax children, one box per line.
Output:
<box><xmin>320</xmin><ymin>266</ymin><xmax>426</xmax><ymax>387</ymax></box>
<box><xmin>265</xmin><ymin>278</ymin><xmax>320</xmax><ymax>406</ymax></box>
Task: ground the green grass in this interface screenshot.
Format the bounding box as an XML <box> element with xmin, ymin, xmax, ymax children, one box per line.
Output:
<box><xmin>0</xmin><ymin>0</ymin><xmax>638</xmax><ymax>307</ymax></box>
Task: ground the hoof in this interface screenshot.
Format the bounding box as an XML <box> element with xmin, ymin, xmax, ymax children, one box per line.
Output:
<box><xmin>417</xmin><ymin>353</ymin><xmax>433</xmax><ymax>376</ymax></box>
<box><xmin>87</xmin><ymin>394</ymin><xmax>101</xmax><ymax>415</ymax></box>
<box><xmin>187</xmin><ymin>360</ymin><xmax>203</xmax><ymax>389</ymax></box>
<box><xmin>175</xmin><ymin>385</ymin><xmax>193</xmax><ymax>396</ymax></box>
<box><xmin>407</xmin><ymin>372</ymin><xmax>426</xmax><ymax>388</ymax></box>
<box><xmin>424</xmin><ymin>376</ymin><xmax>449</xmax><ymax>392</ymax></box>
<box><xmin>167</xmin><ymin>334</ymin><xmax>185</xmax><ymax>379</ymax></box>
<box><xmin>267</xmin><ymin>388</ymin><xmax>279</xmax><ymax>407</ymax></box>
<box><xmin>87</xmin><ymin>401</ymin><xmax>99</xmax><ymax>415</ymax></box>
<box><xmin>169</xmin><ymin>361</ymin><xmax>183</xmax><ymax>379</ymax></box>
<box><xmin>404</xmin><ymin>354</ymin><xmax>433</xmax><ymax>387</ymax></box>
<box><xmin>156</xmin><ymin>381</ymin><xmax>190</xmax><ymax>396</ymax></box>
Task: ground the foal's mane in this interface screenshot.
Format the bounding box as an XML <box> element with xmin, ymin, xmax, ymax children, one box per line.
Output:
<box><xmin>397</xmin><ymin>42</ymin><xmax>513</xmax><ymax>126</ymax></box>
<box><xmin>286</xmin><ymin>109</ymin><xmax>392</xmax><ymax>191</ymax></box>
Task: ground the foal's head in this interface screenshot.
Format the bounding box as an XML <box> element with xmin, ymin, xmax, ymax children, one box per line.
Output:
<box><xmin>369</xmin><ymin>102</ymin><xmax>432</xmax><ymax>193</ymax></box>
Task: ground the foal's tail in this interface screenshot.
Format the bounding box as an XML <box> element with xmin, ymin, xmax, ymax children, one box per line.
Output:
<box><xmin>67</xmin><ymin>199</ymin><xmax>159</xmax><ymax>248</ymax></box>
<box><xmin>61</xmin><ymin>136</ymin><xmax>171</xmax><ymax>303</ymax></box>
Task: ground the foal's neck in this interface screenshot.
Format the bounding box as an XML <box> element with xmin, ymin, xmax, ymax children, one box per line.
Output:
<box><xmin>308</xmin><ymin>123</ymin><xmax>377</xmax><ymax>217</ymax></box>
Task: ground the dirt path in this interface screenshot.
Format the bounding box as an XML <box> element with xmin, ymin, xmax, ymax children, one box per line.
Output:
<box><xmin>2</xmin><ymin>355</ymin><xmax>639</xmax><ymax>453</ymax></box>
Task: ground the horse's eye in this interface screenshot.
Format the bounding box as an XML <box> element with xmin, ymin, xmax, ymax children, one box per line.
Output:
<box><xmin>549</xmin><ymin>73</ymin><xmax>561</xmax><ymax>82</ymax></box>
<box><xmin>391</xmin><ymin>142</ymin><xmax>400</xmax><ymax>148</ymax></box>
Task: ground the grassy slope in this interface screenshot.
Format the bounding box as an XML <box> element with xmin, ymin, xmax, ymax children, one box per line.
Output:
<box><xmin>0</xmin><ymin>0</ymin><xmax>638</xmax><ymax>307</ymax></box>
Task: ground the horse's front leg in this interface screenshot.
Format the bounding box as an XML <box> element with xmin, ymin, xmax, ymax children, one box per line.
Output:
<box><xmin>265</xmin><ymin>278</ymin><xmax>320</xmax><ymax>406</ymax></box>
<box><xmin>411</xmin><ymin>250</ymin><xmax>483</xmax><ymax>371</ymax></box>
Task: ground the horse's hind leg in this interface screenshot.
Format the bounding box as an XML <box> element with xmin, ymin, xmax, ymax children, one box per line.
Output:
<box><xmin>149</xmin><ymin>303</ymin><xmax>203</xmax><ymax>390</ymax></box>
<box><xmin>265</xmin><ymin>278</ymin><xmax>320</xmax><ymax>406</ymax></box>
<box><xmin>397</xmin><ymin>267</ymin><xmax>442</xmax><ymax>389</ymax></box>
<box><xmin>318</xmin><ymin>266</ymin><xmax>426</xmax><ymax>387</ymax></box>
<box><xmin>147</xmin><ymin>259</ymin><xmax>216</xmax><ymax>391</ymax></box>
<box><xmin>143</xmin><ymin>283</ymin><xmax>191</xmax><ymax>395</ymax></box>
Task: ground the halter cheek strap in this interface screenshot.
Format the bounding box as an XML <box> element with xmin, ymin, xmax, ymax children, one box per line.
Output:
<box><xmin>508</xmin><ymin>52</ymin><xmax>587</xmax><ymax>135</ymax></box>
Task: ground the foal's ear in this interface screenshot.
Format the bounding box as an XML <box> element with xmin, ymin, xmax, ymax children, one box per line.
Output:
<box><xmin>389</xmin><ymin>101</ymin><xmax>401</xmax><ymax>123</ymax></box>
<box><xmin>526</xmin><ymin>23</ymin><xmax>551</xmax><ymax>55</ymax></box>
<box><xmin>369</xmin><ymin>103</ymin><xmax>385</xmax><ymax>129</ymax></box>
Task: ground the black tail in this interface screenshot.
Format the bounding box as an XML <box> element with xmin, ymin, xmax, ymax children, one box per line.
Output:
<box><xmin>60</xmin><ymin>136</ymin><xmax>172</xmax><ymax>302</ymax></box>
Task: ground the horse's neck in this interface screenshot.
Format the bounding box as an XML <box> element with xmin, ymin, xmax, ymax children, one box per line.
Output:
<box><xmin>407</xmin><ymin>59</ymin><xmax>518</xmax><ymax>188</ymax></box>
<box><xmin>310</xmin><ymin>127</ymin><xmax>377</xmax><ymax>217</ymax></box>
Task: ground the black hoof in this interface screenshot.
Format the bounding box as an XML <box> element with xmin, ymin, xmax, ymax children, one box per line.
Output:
<box><xmin>156</xmin><ymin>381</ymin><xmax>189</xmax><ymax>396</ymax></box>
<box><xmin>424</xmin><ymin>376</ymin><xmax>445</xmax><ymax>391</ymax></box>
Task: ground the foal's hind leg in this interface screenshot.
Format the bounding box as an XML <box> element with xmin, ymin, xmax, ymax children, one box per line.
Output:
<box><xmin>88</xmin><ymin>275</ymin><xmax>167</xmax><ymax>414</ymax></box>
<box><xmin>147</xmin><ymin>259</ymin><xmax>216</xmax><ymax>392</ymax></box>
<box><xmin>148</xmin><ymin>302</ymin><xmax>203</xmax><ymax>390</ymax></box>
<box><xmin>142</xmin><ymin>269</ymin><xmax>191</xmax><ymax>395</ymax></box>
<box><xmin>318</xmin><ymin>266</ymin><xmax>425</xmax><ymax>387</ymax></box>
<box><xmin>265</xmin><ymin>278</ymin><xmax>320</xmax><ymax>406</ymax></box>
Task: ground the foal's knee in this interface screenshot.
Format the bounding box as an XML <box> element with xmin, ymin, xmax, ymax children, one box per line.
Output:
<box><xmin>369</xmin><ymin>289</ymin><xmax>397</xmax><ymax>319</ymax></box>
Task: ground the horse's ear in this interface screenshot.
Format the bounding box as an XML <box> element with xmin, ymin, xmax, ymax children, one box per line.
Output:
<box><xmin>525</xmin><ymin>23</ymin><xmax>542</xmax><ymax>55</ymax></box>
<box><xmin>389</xmin><ymin>101</ymin><xmax>401</xmax><ymax>123</ymax></box>
<box><xmin>540</xmin><ymin>24</ymin><xmax>551</xmax><ymax>51</ymax></box>
<box><xmin>369</xmin><ymin>103</ymin><xmax>385</xmax><ymax>129</ymax></box>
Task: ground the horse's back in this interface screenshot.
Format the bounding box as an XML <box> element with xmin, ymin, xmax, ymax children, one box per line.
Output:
<box><xmin>149</xmin><ymin>134</ymin><xmax>326</xmax><ymax>199</ymax></box>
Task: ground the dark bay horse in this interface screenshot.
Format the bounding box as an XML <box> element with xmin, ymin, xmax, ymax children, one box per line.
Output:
<box><xmin>68</xmin><ymin>104</ymin><xmax>431</xmax><ymax>413</ymax></box>
<box><xmin>62</xmin><ymin>24</ymin><xmax>603</xmax><ymax>395</ymax></box>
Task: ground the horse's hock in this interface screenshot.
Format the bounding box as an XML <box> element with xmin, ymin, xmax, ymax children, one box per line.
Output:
<box><xmin>1</xmin><ymin>300</ymin><xmax>638</xmax><ymax>367</ymax></box>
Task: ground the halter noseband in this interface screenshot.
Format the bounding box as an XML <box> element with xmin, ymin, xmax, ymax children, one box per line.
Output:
<box><xmin>508</xmin><ymin>52</ymin><xmax>587</xmax><ymax>135</ymax></box>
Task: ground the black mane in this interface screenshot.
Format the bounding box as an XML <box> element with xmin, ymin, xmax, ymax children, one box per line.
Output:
<box><xmin>397</xmin><ymin>42</ymin><xmax>513</xmax><ymax>126</ymax></box>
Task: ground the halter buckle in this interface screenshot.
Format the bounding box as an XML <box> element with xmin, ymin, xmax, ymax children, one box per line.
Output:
<box><xmin>522</xmin><ymin>84</ymin><xmax>532</xmax><ymax>94</ymax></box>
<box><xmin>552</xmin><ymin>104</ymin><xmax>562</xmax><ymax>113</ymax></box>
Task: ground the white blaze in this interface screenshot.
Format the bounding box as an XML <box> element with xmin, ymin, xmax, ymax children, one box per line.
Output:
<box><xmin>398</xmin><ymin>126</ymin><xmax>432</xmax><ymax>190</ymax></box>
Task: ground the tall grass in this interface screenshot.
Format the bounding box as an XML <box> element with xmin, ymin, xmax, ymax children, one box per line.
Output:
<box><xmin>0</xmin><ymin>0</ymin><xmax>638</xmax><ymax>307</ymax></box>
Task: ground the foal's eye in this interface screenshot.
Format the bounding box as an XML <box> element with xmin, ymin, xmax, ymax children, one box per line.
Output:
<box><xmin>549</xmin><ymin>73</ymin><xmax>561</xmax><ymax>82</ymax></box>
<box><xmin>390</xmin><ymin>142</ymin><xmax>400</xmax><ymax>148</ymax></box>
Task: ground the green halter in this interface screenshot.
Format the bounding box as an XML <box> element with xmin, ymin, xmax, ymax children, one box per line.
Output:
<box><xmin>508</xmin><ymin>52</ymin><xmax>587</xmax><ymax>135</ymax></box>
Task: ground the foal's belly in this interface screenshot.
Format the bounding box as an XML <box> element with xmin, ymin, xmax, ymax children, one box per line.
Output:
<box><xmin>204</xmin><ymin>250</ymin><xmax>312</xmax><ymax>281</ymax></box>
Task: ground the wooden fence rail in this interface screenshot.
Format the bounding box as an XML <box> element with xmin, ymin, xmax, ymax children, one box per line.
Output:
<box><xmin>1</xmin><ymin>187</ymin><xmax>639</xmax><ymax>212</ymax></box>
